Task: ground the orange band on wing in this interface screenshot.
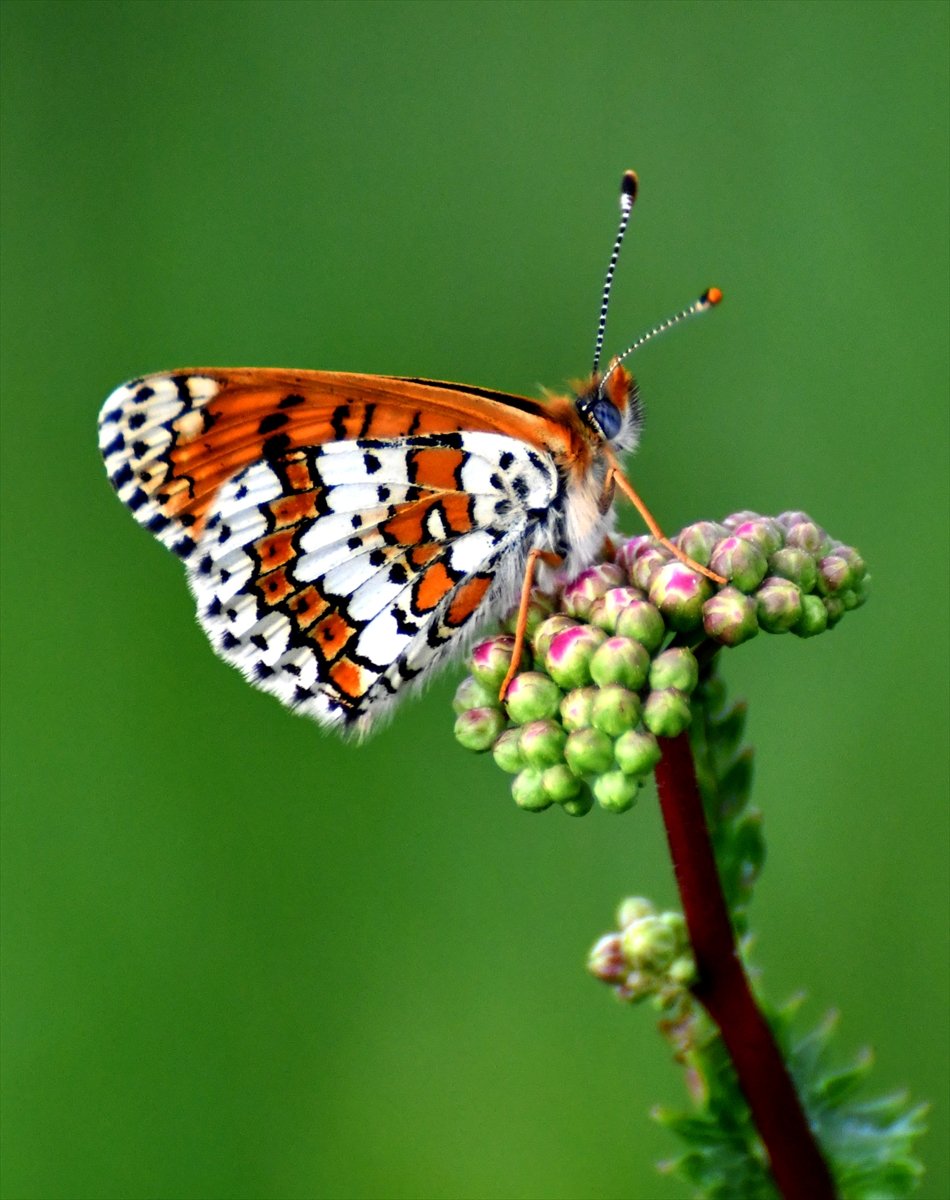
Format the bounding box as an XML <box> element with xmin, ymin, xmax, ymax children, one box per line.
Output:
<box><xmin>408</xmin><ymin>445</ymin><xmax>465</xmax><ymax>490</ymax></box>
<box><xmin>446</xmin><ymin>574</ymin><xmax>492</xmax><ymax>626</ymax></box>
<box><xmin>413</xmin><ymin>561</ymin><xmax>456</xmax><ymax>612</ymax></box>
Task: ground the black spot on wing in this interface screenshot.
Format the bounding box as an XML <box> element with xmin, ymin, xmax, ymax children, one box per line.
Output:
<box><xmin>358</xmin><ymin>404</ymin><xmax>376</xmax><ymax>436</ymax></box>
<box><xmin>330</xmin><ymin>405</ymin><xmax>348</xmax><ymax>440</ymax></box>
<box><xmin>262</xmin><ymin>433</ymin><xmax>292</xmax><ymax>460</ymax></box>
<box><xmin>258</xmin><ymin>412</ymin><xmax>289</xmax><ymax>434</ymax></box>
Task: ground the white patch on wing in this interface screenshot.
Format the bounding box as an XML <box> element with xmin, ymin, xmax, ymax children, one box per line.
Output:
<box><xmin>423</xmin><ymin>506</ymin><xmax>448</xmax><ymax>540</ymax></box>
<box><xmin>317</xmin><ymin>444</ymin><xmax>410</xmax><ymax>486</ymax></box>
<box><xmin>356</xmin><ymin>608</ymin><xmax>413</xmax><ymax>666</ymax></box>
<box><xmin>346</xmin><ymin>571</ymin><xmax>408</xmax><ymax>622</ymax></box>
<box><xmin>295</xmin><ymin>539</ymin><xmax>360</xmax><ymax>582</ymax></box>
<box><xmin>325</xmin><ymin>482</ymin><xmax>389</xmax><ymax>515</ymax></box>
<box><xmin>214</xmin><ymin>462</ymin><xmax>282</xmax><ymax>517</ymax></box>
<box><xmin>321</xmin><ymin>552</ymin><xmax>383</xmax><ymax>598</ymax></box>
<box><xmin>447</xmin><ymin>529</ymin><xmax>498</xmax><ymax>574</ymax></box>
<box><xmin>220</xmin><ymin>593</ymin><xmax>260</xmax><ymax>638</ymax></box>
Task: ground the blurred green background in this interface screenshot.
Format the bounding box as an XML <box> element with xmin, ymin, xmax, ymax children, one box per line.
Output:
<box><xmin>2</xmin><ymin>2</ymin><xmax>947</xmax><ymax>1197</ymax></box>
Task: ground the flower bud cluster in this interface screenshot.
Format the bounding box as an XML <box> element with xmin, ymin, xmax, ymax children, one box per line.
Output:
<box><xmin>587</xmin><ymin>897</ymin><xmax>696</xmax><ymax>1007</ymax></box>
<box><xmin>453</xmin><ymin>512</ymin><xmax>868</xmax><ymax>813</ymax></box>
<box><xmin>660</xmin><ymin>510</ymin><xmax>868</xmax><ymax>644</ymax></box>
<box><xmin>454</xmin><ymin>598</ymin><xmax>699</xmax><ymax>814</ymax></box>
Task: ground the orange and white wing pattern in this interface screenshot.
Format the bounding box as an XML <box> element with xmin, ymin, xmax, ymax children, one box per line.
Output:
<box><xmin>98</xmin><ymin>174</ymin><xmax>723</xmax><ymax>735</ymax></box>
<box><xmin>98</xmin><ymin>371</ymin><xmax>566</xmax><ymax>732</ymax></box>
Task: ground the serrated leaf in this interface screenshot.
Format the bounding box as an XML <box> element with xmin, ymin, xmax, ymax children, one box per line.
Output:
<box><xmin>718</xmin><ymin>749</ymin><xmax>754</xmax><ymax>817</ymax></box>
<box><xmin>814</xmin><ymin>1057</ymin><xmax>872</xmax><ymax>1107</ymax></box>
<box><xmin>708</xmin><ymin>700</ymin><xmax>748</xmax><ymax>770</ymax></box>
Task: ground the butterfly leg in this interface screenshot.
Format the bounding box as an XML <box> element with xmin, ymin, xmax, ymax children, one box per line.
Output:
<box><xmin>603</xmin><ymin>448</ymin><xmax>726</xmax><ymax>585</ymax></box>
<box><xmin>499</xmin><ymin>547</ymin><xmax>565</xmax><ymax>701</ymax></box>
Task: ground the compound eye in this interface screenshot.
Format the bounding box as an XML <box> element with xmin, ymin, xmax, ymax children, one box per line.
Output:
<box><xmin>591</xmin><ymin>398</ymin><xmax>622</xmax><ymax>440</ymax></box>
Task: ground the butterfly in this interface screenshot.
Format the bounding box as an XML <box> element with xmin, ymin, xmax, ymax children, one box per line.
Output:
<box><xmin>98</xmin><ymin>171</ymin><xmax>722</xmax><ymax>736</ymax></box>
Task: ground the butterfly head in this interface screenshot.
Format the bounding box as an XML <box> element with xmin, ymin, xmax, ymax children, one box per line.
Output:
<box><xmin>584</xmin><ymin>171</ymin><xmax>721</xmax><ymax>458</ymax></box>
<box><xmin>575</xmin><ymin>364</ymin><xmax>642</xmax><ymax>452</ymax></box>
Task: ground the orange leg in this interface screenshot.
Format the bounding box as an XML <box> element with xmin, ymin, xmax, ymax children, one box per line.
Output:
<box><xmin>603</xmin><ymin>447</ymin><xmax>726</xmax><ymax>585</ymax></box>
<box><xmin>499</xmin><ymin>547</ymin><xmax>564</xmax><ymax>701</ymax></box>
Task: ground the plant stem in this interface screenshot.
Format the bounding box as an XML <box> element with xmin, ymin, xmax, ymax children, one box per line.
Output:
<box><xmin>655</xmin><ymin>732</ymin><xmax>836</xmax><ymax>1200</ymax></box>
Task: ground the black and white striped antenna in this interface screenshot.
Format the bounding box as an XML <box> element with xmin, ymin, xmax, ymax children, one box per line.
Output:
<box><xmin>591</xmin><ymin>169</ymin><xmax>638</xmax><ymax>378</ymax></box>
<box><xmin>600</xmin><ymin>287</ymin><xmax>723</xmax><ymax>388</ymax></box>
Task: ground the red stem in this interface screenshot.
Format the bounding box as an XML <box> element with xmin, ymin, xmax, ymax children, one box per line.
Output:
<box><xmin>655</xmin><ymin>732</ymin><xmax>836</xmax><ymax>1200</ymax></box>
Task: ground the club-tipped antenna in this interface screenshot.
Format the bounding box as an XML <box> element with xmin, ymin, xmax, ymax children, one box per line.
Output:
<box><xmin>600</xmin><ymin>287</ymin><xmax>723</xmax><ymax>389</ymax></box>
<box><xmin>591</xmin><ymin>170</ymin><xmax>639</xmax><ymax>378</ymax></box>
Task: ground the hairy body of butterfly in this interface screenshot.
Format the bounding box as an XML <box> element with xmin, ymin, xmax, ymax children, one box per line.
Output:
<box><xmin>98</xmin><ymin>365</ymin><xmax>643</xmax><ymax>735</ymax></box>
<box><xmin>98</xmin><ymin>171</ymin><xmax>722</xmax><ymax>736</ymax></box>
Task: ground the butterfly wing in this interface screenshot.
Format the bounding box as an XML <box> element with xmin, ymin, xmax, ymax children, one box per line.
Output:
<box><xmin>98</xmin><ymin>369</ymin><xmax>579</xmax><ymax>564</ymax></box>
<box><xmin>99</xmin><ymin>370</ymin><xmax>566</xmax><ymax>732</ymax></box>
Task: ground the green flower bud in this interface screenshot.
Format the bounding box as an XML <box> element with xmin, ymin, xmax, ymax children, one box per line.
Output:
<box><xmin>588</xmin><ymin>586</ymin><xmax>647</xmax><ymax>633</ymax></box>
<box><xmin>511</xmin><ymin>767</ymin><xmax>553</xmax><ymax>811</ymax></box>
<box><xmin>561</xmin><ymin>563</ymin><xmax>626</xmax><ymax>619</ymax></box>
<box><xmin>830</xmin><ymin>543</ymin><xmax>867</xmax><ymax>581</ymax></box>
<box><xmin>614</xmin><ymin>728</ymin><xmax>662</xmax><ymax>776</ymax></box>
<box><xmin>591</xmin><ymin>685</ymin><xmax>642</xmax><ymax>736</ymax></box>
<box><xmin>519</xmin><ymin>719</ymin><xmax>568</xmax><ymax>768</ymax></box>
<box><xmin>649</xmin><ymin>647</ymin><xmax>699</xmax><ymax>694</ymax></box>
<box><xmin>618</xmin><ymin>970</ymin><xmax>653</xmax><ymax>1003</ymax></box>
<box><xmin>470</xmin><ymin>635</ymin><xmax>518</xmax><ymax>690</ymax></box>
<box><xmin>504</xmin><ymin>671</ymin><xmax>563</xmax><ymax>723</ymax></box>
<box><xmin>643</xmin><ymin>688</ymin><xmax>692</xmax><ymax>737</ymax></box>
<box><xmin>560</xmin><ymin>687</ymin><xmax>596</xmax><ymax>731</ymax></box>
<box><xmin>816</xmin><ymin>553</ymin><xmax>854</xmax><ymax>596</ymax></box>
<box><xmin>792</xmin><ymin>593</ymin><xmax>829</xmax><ymax>638</ymax></box>
<box><xmin>722</xmin><ymin>510</ymin><xmax>763</xmax><ymax>530</ymax></box>
<box><xmin>630</xmin><ymin>544</ymin><xmax>673</xmax><ymax>591</ymax></box>
<box><xmin>544</xmin><ymin>624</ymin><xmax>607</xmax><ymax>689</ymax></box>
<box><xmin>668</xmin><ymin>954</ymin><xmax>697</xmax><ymax>988</ymax></box>
<box><xmin>702</xmin><ymin>586</ymin><xmax>759</xmax><ymax>646</ymax></box>
<box><xmin>823</xmin><ymin>594</ymin><xmax>846</xmax><ymax>626</ymax></box>
<box><xmin>775</xmin><ymin>509</ymin><xmax>813</xmax><ymax>531</ymax></box>
<box><xmin>561</xmin><ymin>790</ymin><xmax>594</xmax><ymax>817</ymax></box>
<box><xmin>768</xmin><ymin>547</ymin><xmax>819</xmax><ymax>593</ymax></box>
<box><xmin>594</xmin><ymin>770</ymin><xmax>640</xmax><ymax>813</ymax></box>
<box><xmin>756</xmin><ymin>577</ymin><xmax>803</xmax><ymax>633</ymax></box>
<box><xmin>587</xmin><ymin>932</ymin><xmax>627</xmax><ymax>983</ymax></box>
<box><xmin>730</xmin><ymin>517</ymin><xmax>784</xmax><ymax>557</ymax></box>
<box><xmin>785</xmin><ymin>519</ymin><xmax>829</xmax><ymax>556</ymax></box>
<box><xmin>675</xmin><ymin>521</ymin><xmax>728</xmax><ymax>566</ymax></box>
<box><xmin>500</xmin><ymin>589</ymin><xmax>555</xmax><ymax>638</ymax></box>
<box><xmin>564</xmin><ymin>727</ymin><xmax>615</xmax><ymax>776</ymax></box>
<box><xmin>492</xmin><ymin>728</ymin><xmax>525</xmax><ymax>773</ymax></box>
<box><xmin>454</xmin><ymin>706</ymin><xmax>507</xmax><ymax>752</ymax></box>
<box><xmin>541</xmin><ymin>763</ymin><xmax>583</xmax><ymax>803</ymax></box>
<box><xmin>616</xmin><ymin>896</ymin><xmax>656</xmax><ymax>928</ymax></box>
<box><xmin>648</xmin><ymin>563</ymin><xmax>713</xmax><ymax>631</ymax></box>
<box><xmin>621</xmin><ymin>915</ymin><xmax>677</xmax><ymax>972</ymax></box>
<box><xmin>708</xmin><ymin>536</ymin><xmax>768</xmax><ymax>593</ymax></box>
<box><xmin>613</xmin><ymin>598</ymin><xmax>666</xmax><ymax>652</ymax></box>
<box><xmin>590</xmin><ymin>636</ymin><xmax>651</xmax><ymax>690</ymax></box>
<box><xmin>851</xmin><ymin>573</ymin><xmax>871</xmax><ymax>607</ymax></box>
<box><xmin>657</xmin><ymin>910</ymin><xmax>688</xmax><ymax>945</ymax></box>
<box><xmin>531</xmin><ymin>614</ymin><xmax>580</xmax><ymax>660</ymax></box>
<box><xmin>614</xmin><ymin>534</ymin><xmax>654</xmax><ymax>575</ymax></box>
<box><xmin>453</xmin><ymin>674</ymin><xmax>501</xmax><ymax>714</ymax></box>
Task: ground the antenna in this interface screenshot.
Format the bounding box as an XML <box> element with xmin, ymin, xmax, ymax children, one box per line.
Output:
<box><xmin>600</xmin><ymin>287</ymin><xmax>723</xmax><ymax>388</ymax></box>
<box><xmin>591</xmin><ymin>170</ymin><xmax>638</xmax><ymax>378</ymax></box>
